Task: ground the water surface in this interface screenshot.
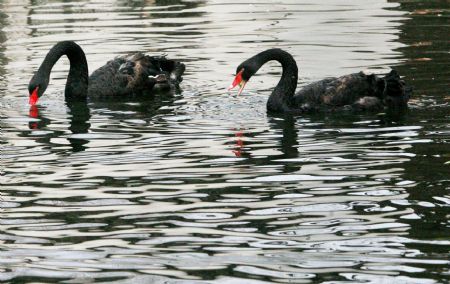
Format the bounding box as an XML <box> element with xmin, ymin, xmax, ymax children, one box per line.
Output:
<box><xmin>1</xmin><ymin>0</ymin><xmax>449</xmax><ymax>283</ymax></box>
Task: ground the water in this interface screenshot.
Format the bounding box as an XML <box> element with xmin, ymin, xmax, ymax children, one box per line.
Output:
<box><xmin>1</xmin><ymin>0</ymin><xmax>449</xmax><ymax>283</ymax></box>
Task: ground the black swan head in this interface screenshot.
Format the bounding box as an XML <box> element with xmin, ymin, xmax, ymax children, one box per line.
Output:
<box><xmin>228</xmin><ymin>49</ymin><xmax>298</xmax><ymax>112</ymax></box>
<box><xmin>28</xmin><ymin>41</ymin><xmax>89</xmax><ymax>105</ymax></box>
<box><xmin>228</xmin><ymin>55</ymin><xmax>263</xmax><ymax>95</ymax></box>
<box><xmin>228</xmin><ymin>48</ymin><xmax>297</xmax><ymax>98</ymax></box>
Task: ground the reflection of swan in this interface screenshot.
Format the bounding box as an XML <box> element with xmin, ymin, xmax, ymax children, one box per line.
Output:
<box><xmin>28</xmin><ymin>90</ymin><xmax>181</xmax><ymax>152</ymax></box>
<box><xmin>27</xmin><ymin>102</ymin><xmax>91</xmax><ymax>152</ymax></box>
<box><xmin>28</xmin><ymin>41</ymin><xmax>185</xmax><ymax>104</ymax></box>
<box><xmin>28</xmin><ymin>105</ymin><xmax>39</xmax><ymax>129</ymax></box>
<box><xmin>66</xmin><ymin>100</ymin><xmax>92</xmax><ymax>152</ymax></box>
<box><xmin>229</xmin><ymin>49</ymin><xmax>411</xmax><ymax>113</ymax></box>
<box><xmin>230</xmin><ymin>115</ymin><xmax>299</xmax><ymax>161</ymax></box>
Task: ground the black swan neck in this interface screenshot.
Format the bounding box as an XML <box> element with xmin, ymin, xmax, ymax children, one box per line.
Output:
<box><xmin>252</xmin><ymin>49</ymin><xmax>298</xmax><ymax>112</ymax></box>
<box><xmin>37</xmin><ymin>41</ymin><xmax>89</xmax><ymax>98</ymax></box>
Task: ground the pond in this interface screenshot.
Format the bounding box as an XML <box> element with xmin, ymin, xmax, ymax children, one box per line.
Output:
<box><xmin>1</xmin><ymin>0</ymin><xmax>449</xmax><ymax>283</ymax></box>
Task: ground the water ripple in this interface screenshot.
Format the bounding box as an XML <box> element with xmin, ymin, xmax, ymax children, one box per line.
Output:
<box><xmin>1</xmin><ymin>0</ymin><xmax>449</xmax><ymax>283</ymax></box>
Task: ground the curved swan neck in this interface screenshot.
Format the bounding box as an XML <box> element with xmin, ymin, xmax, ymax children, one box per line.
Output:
<box><xmin>37</xmin><ymin>41</ymin><xmax>89</xmax><ymax>98</ymax></box>
<box><xmin>252</xmin><ymin>49</ymin><xmax>298</xmax><ymax>112</ymax></box>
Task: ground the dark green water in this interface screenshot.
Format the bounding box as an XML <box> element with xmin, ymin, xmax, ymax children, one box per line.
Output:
<box><xmin>0</xmin><ymin>0</ymin><xmax>449</xmax><ymax>283</ymax></box>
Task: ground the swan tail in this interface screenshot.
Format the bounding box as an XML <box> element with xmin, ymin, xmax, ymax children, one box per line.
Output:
<box><xmin>382</xmin><ymin>69</ymin><xmax>412</xmax><ymax>109</ymax></box>
<box><xmin>383</xmin><ymin>70</ymin><xmax>411</xmax><ymax>97</ymax></box>
<box><xmin>146</xmin><ymin>56</ymin><xmax>185</xmax><ymax>84</ymax></box>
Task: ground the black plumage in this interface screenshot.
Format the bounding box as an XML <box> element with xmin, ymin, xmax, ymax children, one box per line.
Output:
<box><xmin>229</xmin><ymin>48</ymin><xmax>411</xmax><ymax>113</ymax></box>
<box><xmin>28</xmin><ymin>41</ymin><xmax>185</xmax><ymax>103</ymax></box>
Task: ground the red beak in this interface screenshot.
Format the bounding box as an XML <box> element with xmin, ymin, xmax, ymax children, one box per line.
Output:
<box><xmin>29</xmin><ymin>87</ymin><xmax>39</xmax><ymax>105</ymax></box>
<box><xmin>228</xmin><ymin>69</ymin><xmax>247</xmax><ymax>95</ymax></box>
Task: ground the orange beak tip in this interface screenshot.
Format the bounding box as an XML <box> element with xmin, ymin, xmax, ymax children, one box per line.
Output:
<box><xmin>237</xmin><ymin>81</ymin><xmax>247</xmax><ymax>96</ymax></box>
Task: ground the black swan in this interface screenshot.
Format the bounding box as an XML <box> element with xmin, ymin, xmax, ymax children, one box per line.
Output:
<box><xmin>28</xmin><ymin>41</ymin><xmax>185</xmax><ymax>105</ymax></box>
<box><xmin>228</xmin><ymin>48</ymin><xmax>411</xmax><ymax>113</ymax></box>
